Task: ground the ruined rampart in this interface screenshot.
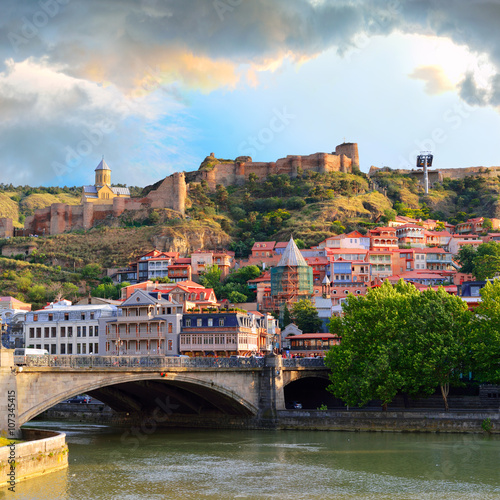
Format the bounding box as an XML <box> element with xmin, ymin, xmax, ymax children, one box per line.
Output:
<box><xmin>195</xmin><ymin>143</ymin><xmax>358</xmax><ymax>190</ymax></box>
<box><xmin>16</xmin><ymin>172</ymin><xmax>187</xmax><ymax>236</ymax></box>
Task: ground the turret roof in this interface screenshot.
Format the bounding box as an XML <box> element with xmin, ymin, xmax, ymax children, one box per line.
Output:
<box><xmin>276</xmin><ymin>237</ymin><xmax>309</xmax><ymax>267</ymax></box>
<box><xmin>95</xmin><ymin>158</ymin><xmax>111</xmax><ymax>171</ymax></box>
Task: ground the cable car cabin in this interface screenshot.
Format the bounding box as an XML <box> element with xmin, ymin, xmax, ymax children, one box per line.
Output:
<box><xmin>285</xmin><ymin>333</ymin><xmax>340</xmax><ymax>357</ymax></box>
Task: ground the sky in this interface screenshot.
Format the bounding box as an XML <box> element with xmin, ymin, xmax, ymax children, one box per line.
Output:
<box><xmin>1</xmin><ymin>0</ymin><xmax>500</xmax><ymax>188</ymax></box>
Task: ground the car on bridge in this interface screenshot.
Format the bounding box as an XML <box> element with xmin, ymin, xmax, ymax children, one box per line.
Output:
<box><xmin>66</xmin><ymin>395</ymin><xmax>92</xmax><ymax>404</ymax></box>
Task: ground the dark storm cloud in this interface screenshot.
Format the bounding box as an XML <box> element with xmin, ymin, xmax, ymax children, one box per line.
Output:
<box><xmin>0</xmin><ymin>0</ymin><xmax>500</xmax><ymax>184</ymax></box>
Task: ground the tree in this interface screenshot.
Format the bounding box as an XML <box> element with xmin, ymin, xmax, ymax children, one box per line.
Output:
<box><xmin>325</xmin><ymin>280</ymin><xmax>472</xmax><ymax>411</ymax></box>
<box><xmin>199</xmin><ymin>265</ymin><xmax>222</xmax><ymax>290</ymax></box>
<box><xmin>28</xmin><ymin>284</ymin><xmax>47</xmax><ymax>304</ymax></box>
<box><xmin>291</xmin><ymin>299</ymin><xmax>322</xmax><ymax>333</ymax></box>
<box><xmin>399</xmin><ymin>287</ymin><xmax>471</xmax><ymax>411</ymax></box>
<box><xmin>458</xmin><ymin>242</ymin><xmax>500</xmax><ymax>279</ymax></box>
<box><xmin>62</xmin><ymin>282</ymin><xmax>80</xmax><ymax>301</ymax></box>
<box><xmin>470</xmin><ymin>280</ymin><xmax>500</xmax><ymax>384</ymax></box>
<box><xmin>81</xmin><ymin>263</ymin><xmax>102</xmax><ymax>281</ymax></box>
<box><xmin>282</xmin><ymin>304</ymin><xmax>291</xmax><ymax>328</ymax></box>
<box><xmin>325</xmin><ymin>281</ymin><xmax>413</xmax><ymax>409</ymax></box>
<box><xmin>228</xmin><ymin>291</ymin><xmax>247</xmax><ymax>303</ymax></box>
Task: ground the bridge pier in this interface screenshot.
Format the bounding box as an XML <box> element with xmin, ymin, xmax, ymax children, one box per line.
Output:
<box><xmin>258</xmin><ymin>355</ymin><xmax>285</xmax><ymax>426</ymax></box>
<box><xmin>0</xmin><ymin>346</ymin><xmax>21</xmax><ymax>439</ymax></box>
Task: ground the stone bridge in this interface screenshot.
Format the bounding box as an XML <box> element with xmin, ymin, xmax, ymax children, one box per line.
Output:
<box><xmin>0</xmin><ymin>348</ymin><xmax>329</xmax><ymax>436</ymax></box>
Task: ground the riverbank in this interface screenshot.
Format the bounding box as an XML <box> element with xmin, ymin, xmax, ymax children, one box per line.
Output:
<box><xmin>276</xmin><ymin>409</ymin><xmax>500</xmax><ymax>433</ymax></box>
<box><xmin>38</xmin><ymin>405</ymin><xmax>499</xmax><ymax>434</ymax></box>
<box><xmin>0</xmin><ymin>429</ymin><xmax>68</xmax><ymax>489</ymax></box>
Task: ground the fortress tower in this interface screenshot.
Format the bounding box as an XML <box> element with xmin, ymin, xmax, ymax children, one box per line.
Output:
<box><xmin>335</xmin><ymin>142</ymin><xmax>359</xmax><ymax>169</ymax></box>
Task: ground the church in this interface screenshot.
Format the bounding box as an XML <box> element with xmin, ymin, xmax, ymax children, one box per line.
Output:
<box><xmin>81</xmin><ymin>158</ymin><xmax>130</xmax><ymax>204</ymax></box>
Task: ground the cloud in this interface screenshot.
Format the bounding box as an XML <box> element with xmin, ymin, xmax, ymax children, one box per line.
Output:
<box><xmin>1</xmin><ymin>0</ymin><xmax>500</xmax><ymax>185</ymax></box>
<box><xmin>0</xmin><ymin>57</ymin><xmax>189</xmax><ymax>186</ymax></box>
<box><xmin>409</xmin><ymin>65</ymin><xmax>454</xmax><ymax>95</ymax></box>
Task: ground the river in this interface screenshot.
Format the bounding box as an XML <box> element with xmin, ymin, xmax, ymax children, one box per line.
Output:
<box><xmin>3</xmin><ymin>421</ymin><xmax>500</xmax><ymax>500</ymax></box>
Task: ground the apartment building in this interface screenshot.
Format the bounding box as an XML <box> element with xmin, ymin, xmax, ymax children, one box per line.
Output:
<box><xmin>24</xmin><ymin>302</ymin><xmax>117</xmax><ymax>355</ymax></box>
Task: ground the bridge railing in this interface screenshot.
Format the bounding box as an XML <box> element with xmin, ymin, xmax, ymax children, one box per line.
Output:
<box><xmin>282</xmin><ymin>358</ymin><xmax>326</xmax><ymax>368</ymax></box>
<box><xmin>21</xmin><ymin>355</ymin><xmax>267</xmax><ymax>369</ymax></box>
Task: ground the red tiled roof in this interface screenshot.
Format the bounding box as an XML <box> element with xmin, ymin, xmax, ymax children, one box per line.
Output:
<box><xmin>251</xmin><ymin>241</ymin><xmax>276</xmax><ymax>251</ymax></box>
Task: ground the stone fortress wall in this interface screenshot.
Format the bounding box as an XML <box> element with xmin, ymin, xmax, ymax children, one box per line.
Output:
<box><xmin>6</xmin><ymin>142</ymin><xmax>499</xmax><ymax>238</ymax></box>
<box><xmin>6</xmin><ymin>172</ymin><xmax>186</xmax><ymax>237</ymax></box>
<box><xmin>196</xmin><ymin>142</ymin><xmax>360</xmax><ymax>190</ymax></box>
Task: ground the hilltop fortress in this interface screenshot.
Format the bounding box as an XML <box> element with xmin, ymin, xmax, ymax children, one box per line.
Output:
<box><xmin>0</xmin><ymin>142</ymin><xmax>359</xmax><ymax>237</ymax></box>
<box><xmin>3</xmin><ymin>141</ymin><xmax>500</xmax><ymax>238</ymax></box>
<box><xmin>189</xmin><ymin>142</ymin><xmax>360</xmax><ymax>189</ymax></box>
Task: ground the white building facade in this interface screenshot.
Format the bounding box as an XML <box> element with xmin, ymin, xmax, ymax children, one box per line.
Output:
<box><xmin>24</xmin><ymin>303</ymin><xmax>117</xmax><ymax>355</ymax></box>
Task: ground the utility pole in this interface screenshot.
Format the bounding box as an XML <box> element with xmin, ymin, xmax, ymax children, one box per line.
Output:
<box><xmin>416</xmin><ymin>152</ymin><xmax>434</xmax><ymax>195</ymax></box>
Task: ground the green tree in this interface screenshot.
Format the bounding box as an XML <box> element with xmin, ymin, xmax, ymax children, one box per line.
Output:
<box><xmin>28</xmin><ymin>284</ymin><xmax>47</xmax><ymax>304</ymax></box>
<box><xmin>458</xmin><ymin>242</ymin><xmax>500</xmax><ymax>279</ymax></box>
<box><xmin>81</xmin><ymin>263</ymin><xmax>102</xmax><ymax>281</ymax></box>
<box><xmin>398</xmin><ymin>287</ymin><xmax>471</xmax><ymax>411</ymax></box>
<box><xmin>62</xmin><ymin>282</ymin><xmax>80</xmax><ymax>301</ymax></box>
<box><xmin>199</xmin><ymin>265</ymin><xmax>222</xmax><ymax>290</ymax></box>
<box><xmin>92</xmin><ymin>283</ymin><xmax>119</xmax><ymax>299</ymax></box>
<box><xmin>228</xmin><ymin>291</ymin><xmax>247</xmax><ymax>303</ymax></box>
<box><xmin>325</xmin><ymin>281</ymin><xmax>471</xmax><ymax>411</ymax></box>
<box><xmin>291</xmin><ymin>299</ymin><xmax>322</xmax><ymax>333</ymax></box>
<box><xmin>325</xmin><ymin>281</ymin><xmax>413</xmax><ymax>409</ymax></box>
<box><xmin>470</xmin><ymin>281</ymin><xmax>500</xmax><ymax>383</ymax></box>
<box><xmin>282</xmin><ymin>304</ymin><xmax>291</xmax><ymax>328</ymax></box>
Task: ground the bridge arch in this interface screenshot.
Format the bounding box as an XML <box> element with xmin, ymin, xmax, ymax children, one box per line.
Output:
<box><xmin>18</xmin><ymin>372</ymin><xmax>258</xmax><ymax>426</ymax></box>
<box><xmin>282</xmin><ymin>372</ymin><xmax>335</xmax><ymax>410</ymax></box>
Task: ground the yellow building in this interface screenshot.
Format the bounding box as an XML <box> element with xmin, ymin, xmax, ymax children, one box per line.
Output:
<box><xmin>81</xmin><ymin>158</ymin><xmax>130</xmax><ymax>204</ymax></box>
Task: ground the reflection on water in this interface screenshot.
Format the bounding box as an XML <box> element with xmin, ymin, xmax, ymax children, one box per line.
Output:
<box><xmin>2</xmin><ymin>421</ymin><xmax>500</xmax><ymax>500</ymax></box>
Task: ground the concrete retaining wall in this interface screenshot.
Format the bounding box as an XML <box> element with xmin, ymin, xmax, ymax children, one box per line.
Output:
<box><xmin>276</xmin><ymin>409</ymin><xmax>500</xmax><ymax>433</ymax></box>
<box><xmin>0</xmin><ymin>429</ymin><xmax>68</xmax><ymax>489</ymax></box>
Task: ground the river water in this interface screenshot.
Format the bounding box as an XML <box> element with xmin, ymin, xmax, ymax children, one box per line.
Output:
<box><xmin>3</xmin><ymin>421</ymin><xmax>500</xmax><ymax>500</ymax></box>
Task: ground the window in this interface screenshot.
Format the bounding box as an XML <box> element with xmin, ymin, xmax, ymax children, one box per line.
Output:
<box><xmin>61</xmin><ymin>327</ymin><xmax>66</xmax><ymax>337</ymax></box>
<box><xmin>51</xmin><ymin>327</ymin><xmax>56</xmax><ymax>338</ymax></box>
<box><xmin>168</xmin><ymin>339</ymin><xmax>173</xmax><ymax>351</ymax></box>
<box><xmin>208</xmin><ymin>318</ymin><xmax>213</xmax><ymax>327</ymax></box>
<box><xmin>77</xmin><ymin>327</ymin><xmax>81</xmax><ymax>337</ymax></box>
<box><xmin>77</xmin><ymin>344</ymin><xmax>81</xmax><ymax>354</ymax></box>
<box><xmin>197</xmin><ymin>319</ymin><xmax>202</xmax><ymax>327</ymax></box>
<box><xmin>68</xmin><ymin>327</ymin><xmax>73</xmax><ymax>337</ymax></box>
<box><xmin>64</xmin><ymin>313</ymin><xmax>69</xmax><ymax>321</ymax></box>
<box><xmin>81</xmin><ymin>313</ymin><xmax>85</xmax><ymax>320</ymax></box>
<box><xmin>61</xmin><ymin>344</ymin><xmax>66</xmax><ymax>354</ymax></box>
<box><xmin>82</xmin><ymin>326</ymin><xmax>86</xmax><ymax>337</ymax></box>
<box><xmin>51</xmin><ymin>344</ymin><xmax>56</xmax><ymax>354</ymax></box>
<box><xmin>89</xmin><ymin>326</ymin><xmax>93</xmax><ymax>337</ymax></box>
<box><xmin>94</xmin><ymin>343</ymin><xmax>98</xmax><ymax>354</ymax></box>
<box><xmin>82</xmin><ymin>344</ymin><xmax>86</xmax><ymax>354</ymax></box>
<box><xmin>218</xmin><ymin>318</ymin><xmax>225</xmax><ymax>326</ymax></box>
<box><xmin>36</xmin><ymin>327</ymin><xmax>41</xmax><ymax>338</ymax></box>
<box><xmin>33</xmin><ymin>314</ymin><xmax>38</xmax><ymax>322</ymax></box>
<box><xmin>44</xmin><ymin>327</ymin><xmax>50</xmax><ymax>338</ymax></box>
<box><xmin>95</xmin><ymin>326</ymin><xmax>98</xmax><ymax>336</ymax></box>
<box><xmin>90</xmin><ymin>312</ymin><xmax>95</xmax><ymax>320</ymax></box>
<box><xmin>29</xmin><ymin>328</ymin><xmax>34</xmax><ymax>338</ymax></box>
<box><xmin>48</xmin><ymin>314</ymin><xmax>53</xmax><ymax>322</ymax></box>
<box><xmin>68</xmin><ymin>344</ymin><xmax>73</xmax><ymax>354</ymax></box>
<box><xmin>186</xmin><ymin>319</ymin><xmax>191</xmax><ymax>327</ymax></box>
<box><xmin>168</xmin><ymin>323</ymin><xmax>173</xmax><ymax>333</ymax></box>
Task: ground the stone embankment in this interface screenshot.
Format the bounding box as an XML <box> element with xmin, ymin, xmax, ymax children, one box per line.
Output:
<box><xmin>0</xmin><ymin>428</ymin><xmax>68</xmax><ymax>489</ymax></box>
<box><xmin>276</xmin><ymin>409</ymin><xmax>500</xmax><ymax>433</ymax></box>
